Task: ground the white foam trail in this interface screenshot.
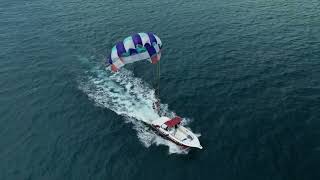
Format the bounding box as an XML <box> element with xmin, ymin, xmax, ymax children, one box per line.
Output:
<box><xmin>78</xmin><ymin>64</ymin><xmax>194</xmax><ymax>154</ymax></box>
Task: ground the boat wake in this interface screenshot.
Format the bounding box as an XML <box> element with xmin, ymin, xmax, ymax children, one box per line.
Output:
<box><xmin>78</xmin><ymin>61</ymin><xmax>194</xmax><ymax>154</ymax></box>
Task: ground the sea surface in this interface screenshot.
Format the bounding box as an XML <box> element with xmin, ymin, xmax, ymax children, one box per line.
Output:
<box><xmin>1</xmin><ymin>0</ymin><xmax>320</xmax><ymax>179</ymax></box>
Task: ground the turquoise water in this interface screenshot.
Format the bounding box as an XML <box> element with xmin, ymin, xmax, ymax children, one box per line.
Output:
<box><xmin>1</xmin><ymin>0</ymin><xmax>320</xmax><ymax>179</ymax></box>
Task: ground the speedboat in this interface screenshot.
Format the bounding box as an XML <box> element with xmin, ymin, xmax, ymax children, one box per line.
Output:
<box><xmin>151</xmin><ymin>116</ymin><xmax>203</xmax><ymax>149</ymax></box>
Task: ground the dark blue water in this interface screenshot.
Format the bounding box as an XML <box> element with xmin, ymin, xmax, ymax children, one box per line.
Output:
<box><xmin>1</xmin><ymin>0</ymin><xmax>320</xmax><ymax>179</ymax></box>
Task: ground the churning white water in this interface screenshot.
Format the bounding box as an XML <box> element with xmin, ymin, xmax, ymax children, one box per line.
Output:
<box><xmin>79</xmin><ymin>64</ymin><xmax>192</xmax><ymax>154</ymax></box>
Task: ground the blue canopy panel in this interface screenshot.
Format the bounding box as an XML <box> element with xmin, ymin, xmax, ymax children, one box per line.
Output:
<box><xmin>132</xmin><ymin>34</ymin><xmax>143</xmax><ymax>47</ymax></box>
<box><xmin>116</xmin><ymin>42</ymin><xmax>126</xmax><ymax>57</ymax></box>
<box><xmin>147</xmin><ymin>32</ymin><xmax>157</xmax><ymax>44</ymax></box>
<box><xmin>129</xmin><ymin>48</ymin><xmax>138</xmax><ymax>55</ymax></box>
<box><xmin>145</xmin><ymin>43</ymin><xmax>156</xmax><ymax>57</ymax></box>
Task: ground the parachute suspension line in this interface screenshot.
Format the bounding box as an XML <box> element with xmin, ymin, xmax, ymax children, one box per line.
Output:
<box><xmin>152</xmin><ymin>61</ymin><xmax>160</xmax><ymax>98</ymax></box>
<box><xmin>157</xmin><ymin>60</ymin><xmax>160</xmax><ymax>99</ymax></box>
<box><xmin>153</xmin><ymin>60</ymin><xmax>161</xmax><ymax>114</ymax></box>
<box><xmin>153</xmin><ymin>62</ymin><xmax>157</xmax><ymax>93</ymax></box>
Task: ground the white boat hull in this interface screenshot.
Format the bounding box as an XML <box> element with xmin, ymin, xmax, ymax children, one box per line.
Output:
<box><xmin>151</xmin><ymin>117</ymin><xmax>202</xmax><ymax>149</ymax></box>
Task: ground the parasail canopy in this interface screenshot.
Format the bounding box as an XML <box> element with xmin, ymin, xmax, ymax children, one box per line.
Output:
<box><xmin>107</xmin><ymin>32</ymin><xmax>162</xmax><ymax>72</ymax></box>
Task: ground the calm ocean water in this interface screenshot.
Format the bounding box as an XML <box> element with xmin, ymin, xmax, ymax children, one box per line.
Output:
<box><xmin>1</xmin><ymin>0</ymin><xmax>320</xmax><ymax>179</ymax></box>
